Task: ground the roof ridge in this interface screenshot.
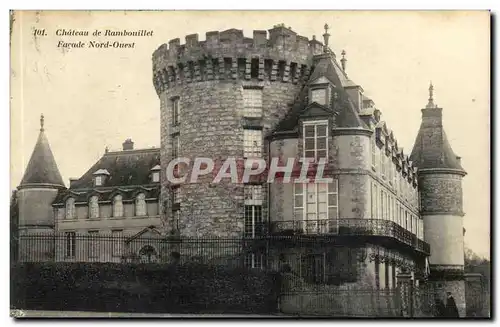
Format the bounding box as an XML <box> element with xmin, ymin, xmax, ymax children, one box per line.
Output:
<box><xmin>105</xmin><ymin>147</ymin><xmax>160</xmax><ymax>155</ymax></box>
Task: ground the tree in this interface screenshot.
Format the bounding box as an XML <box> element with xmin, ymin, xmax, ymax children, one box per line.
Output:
<box><xmin>10</xmin><ymin>190</ymin><xmax>19</xmax><ymax>263</ymax></box>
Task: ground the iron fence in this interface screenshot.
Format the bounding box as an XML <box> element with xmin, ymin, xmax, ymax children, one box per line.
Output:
<box><xmin>15</xmin><ymin>232</ymin><xmax>487</xmax><ymax>317</ymax></box>
<box><xmin>271</xmin><ymin>219</ymin><xmax>430</xmax><ymax>254</ymax></box>
<box><xmin>16</xmin><ymin>233</ymin><xmax>258</xmax><ymax>265</ymax></box>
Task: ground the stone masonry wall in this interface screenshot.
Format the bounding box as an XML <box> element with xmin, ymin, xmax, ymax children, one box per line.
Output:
<box><xmin>159</xmin><ymin>79</ymin><xmax>304</xmax><ymax>237</ymax></box>
<box><xmin>153</xmin><ymin>27</ymin><xmax>327</xmax><ymax>237</ymax></box>
<box><xmin>18</xmin><ymin>188</ymin><xmax>58</xmax><ymax>229</ymax></box>
<box><xmin>419</xmin><ymin>173</ymin><xmax>464</xmax><ymax>215</ymax></box>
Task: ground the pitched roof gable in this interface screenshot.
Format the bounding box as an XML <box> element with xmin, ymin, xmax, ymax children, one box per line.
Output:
<box><xmin>270</xmin><ymin>54</ymin><xmax>372</xmax><ymax>137</ymax></box>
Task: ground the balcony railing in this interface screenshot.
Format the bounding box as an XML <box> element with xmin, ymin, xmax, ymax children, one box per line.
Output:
<box><xmin>270</xmin><ymin>219</ymin><xmax>430</xmax><ymax>255</ymax></box>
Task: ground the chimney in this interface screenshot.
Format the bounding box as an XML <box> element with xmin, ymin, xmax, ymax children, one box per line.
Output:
<box><xmin>69</xmin><ymin>178</ymin><xmax>78</xmax><ymax>188</ymax></box>
<box><xmin>122</xmin><ymin>138</ymin><xmax>134</xmax><ymax>151</ymax></box>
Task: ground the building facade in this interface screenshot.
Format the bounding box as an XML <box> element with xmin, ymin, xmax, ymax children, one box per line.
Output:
<box><xmin>15</xmin><ymin>24</ymin><xmax>467</xmax><ymax>315</ymax></box>
<box><xmin>17</xmin><ymin>132</ymin><xmax>164</xmax><ymax>263</ymax></box>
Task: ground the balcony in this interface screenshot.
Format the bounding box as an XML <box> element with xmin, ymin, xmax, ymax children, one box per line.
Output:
<box><xmin>269</xmin><ymin>219</ymin><xmax>430</xmax><ymax>255</ymax></box>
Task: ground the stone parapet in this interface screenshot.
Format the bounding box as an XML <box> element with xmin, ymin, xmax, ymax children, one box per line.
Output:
<box><xmin>152</xmin><ymin>26</ymin><xmax>318</xmax><ymax>94</ymax></box>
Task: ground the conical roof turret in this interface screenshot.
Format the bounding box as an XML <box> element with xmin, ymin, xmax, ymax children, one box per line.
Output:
<box><xmin>19</xmin><ymin>114</ymin><xmax>65</xmax><ymax>188</ymax></box>
<box><xmin>410</xmin><ymin>83</ymin><xmax>466</xmax><ymax>175</ymax></box>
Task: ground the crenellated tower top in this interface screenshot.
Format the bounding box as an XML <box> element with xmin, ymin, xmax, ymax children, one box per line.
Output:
<box><xmin>153</xmin><ymin>26</ymin><xmax>324</xmax><ymax>67</ymax></box>
<box><xmin>151</xmin><ymin>25</ymin><xmax>328</xmax><ymax>95</ymax></box>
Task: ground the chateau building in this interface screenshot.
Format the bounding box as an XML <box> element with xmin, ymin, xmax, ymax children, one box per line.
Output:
<box><xmin>15</xmin><ymin>24</ymin><xmax>467</xmax><ymax>315</ymax></box>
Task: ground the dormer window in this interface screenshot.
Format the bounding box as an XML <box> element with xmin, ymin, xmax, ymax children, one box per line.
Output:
<box><xmin>93</xmin><ymin>169</ymin><xmax>110</xmax><ymax>187</ymax></box>
<box><xmin>311</xmin><ymin>88</ymin><xmax>328</xmax><ymax>106</ymax></box>
<box><xmin>150</xmin><ymin>165</ymin><xmax>161</xmax><ymax>183</ymax></box>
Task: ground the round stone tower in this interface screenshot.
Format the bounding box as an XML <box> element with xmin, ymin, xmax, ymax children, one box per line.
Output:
<box><xmin>410</xmin><ymin>83</ymin><xmax>467</xmax><ymax>316</ymax></box>
<box><xmin>152</xmin><ymin>26</ymin><xmax>324</xmax><ymax>237</ymax></box>
<box><xmin>17</xmin><ymin>115</ymin><xmax>65</xmax><ymax>261</ymax></box>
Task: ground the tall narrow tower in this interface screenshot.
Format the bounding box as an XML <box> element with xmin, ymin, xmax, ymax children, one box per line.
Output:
<box><xmin>410</xmin><ymin>83</ymin><xmax>467</xmax><ymax>316</ymax></box>
<box><xmin>17</xmin><ymin>115</ymin><xmax>65</xmax><ymax>260</ymax></box>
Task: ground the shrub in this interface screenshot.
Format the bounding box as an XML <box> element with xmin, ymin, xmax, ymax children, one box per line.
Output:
<box><xmin>11</xmin><ymin>262</ymin><xmax>281</xmax><ymax>314</ymax></box>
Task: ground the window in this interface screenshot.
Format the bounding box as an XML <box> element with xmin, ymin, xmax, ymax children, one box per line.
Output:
<box><xmin>385</xmin><ymin>261</ymin><xmax>390</xmax><ymax>290</ymax></box>
<box><xmin>243</xmin><ymin>88</ymin><xmax>262</xmax><ymax>117</ymax></box>
<box><xmin>244</xmin><ymin>185</ymin><xmax>263</xmax><ymax>205</ymax></box>
<box><xmin>380</xmin><ymin>191</ymin><xmax>384</xmax><ymax>220</ymax></box>
<box><xmin>392</xmin><ymin>164</ymin><xmax>397</xmax><ymax>187</ymax></box>
<box><xmin>172</xmin><ymin>98</ymin><xmax>180</xmax><ymax>125</ymax></box>
<box><xmin>388</xmin><ymin>159</ymin><xmax>393</xmax><ymax>184</ymax></box>
<box><xmin>413</xmin><ymin>215</ymin><xmax>417</xmax><ymax>235</ymax></box>
<box><xmin>244</xmin><ymin>205</ymin><xmax>262</xmax><ymax>238</ymax></box>
<box><xmin>293</xmin><ymin>181</ymin><xmax>339</xmax><ymax>234</ymax></box>
<box><xmin>392</xmin><ymin>264</ymin><xmax>396</xmax><ymax>289</ymax></box>
<box><xmin>65</xmin><ymin>198</ymin><xmax>75</xmax><ymax>219</ymax></box>
<box><xmin>311</xmin><ymin>88</ymin><xmax>327</xmax><ymax>105</ymax></box>
<box><xmin>93</xmin><ymin>169</ymin><xmax>109</xmax><ymax>186</ymax></box>
<box><xmin>173</xmin><ymin>209</ymin><xmax>180</xmax><ymax>230</ymax></box>
<box><xmin>294</xmin><ymin>183</ymin><xmax>304</xmax><ymax>221</ymax></box>
<box><xmin>375</xmin><ymin>259</ymin><xmax>380</xmax><ymax>290</ymax></box>
<box><xmin>88</xmin><ymin>231</ymin><xmax>99</xmax><ymax>259</ymax></box>
<box><xmin>172</xmin><ymin>134</ymin><xmax>180</xmax><ymax>159</ymax></box>
<box><xmin>392</xmin><ymin>197</ymin><xmax>396</xmax><ymax>223</ymax></box>
<box><xmin>243</xmin><ymin>129</ymin><xmax>262</xmax><ymax>158</ymax></box>
<box><xmin>65</xmin><ymin>232</ymin><xmax>76</xmax><ymax>258</ymax></box>
<box><xmin>389</xmin><ymin>195</ymin><xmax>393</xmax><ymax>222</ymax></box>
<box><xmin>372</xmin><ymin>183</ymin><xmax>378</xmax><ymax>219</ymax></box>
<box><xmin>388</xmin><ymin>196</ymin><xmax>392</xmax><ymax>222</ymax></box>
<box><xmin>381</xmin><ymin>153</ymin><xmax>386</xmax><ymax>179</ymax></box>
<box><xmin>418</xmin><ymin>218</ymin><xmax>423</xmax><ymax>240</ymax></box>
<box><xmin>245</xmin><ymin>253</ymin><xmax>264</xmax><ymax>269</ymax></box>
<box><xmin>152</xmin><ymin>171</ymin><xmax>160</xmax><ymax>183</ymax></box>
<box><xmin>172</xmin><ymin>187</ymin><xmax>180</xmax><ymax>204</ymax></box>
<box><xmin>303</xmin><ymin>121</ymin><xmax>328</xmax><ymax>161</ymax></box>
<box><xmin>89</xmin><ymin>196</ymin><xmax>99</xmax><ymax>219</ymax></box>
<box><xmin>405</xmin><ymin>211</ymin><xmax>409</xmax><ymax>231</ymax></box>
<box><xmin>371</xmin><ymin>138</ymin><xmax>377</xmax><ymax>170</ymax></box>
<box><xmin>111</xmin><ymin>230</ymin><xmax>123</xmax><ymax>257</ymax></box>
<box><xmin>113</xmin><ymin>195</ymin><xmax>123</xmax><ymax>218</ymax></box>
<box><xmin>139</xmin><ymin>245</ymin><xmax>158</xmax><ymax>263</ymax></box>
<box><xmin>302</xmin><ymin>253</ymin><xmax>325</xmax><ymax>284</ymax></box>
<box><xmin>244</xmin><ymin>185</ymin><xmax>263</xmax><ymax>238</ymax></box>
<box><xmin>135</xmin><ymin>193</ymin><xmax>146</xmax><ymax>216</ymax></box>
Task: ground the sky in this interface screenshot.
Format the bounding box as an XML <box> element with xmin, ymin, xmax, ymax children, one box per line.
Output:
<box><xmin>10</xmin><ymin>10</ymin><xmax>490</xmax><ymax>258</ymax></box>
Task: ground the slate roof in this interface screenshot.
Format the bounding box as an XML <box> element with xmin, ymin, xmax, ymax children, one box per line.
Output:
<box><xmin>410</xmin><ymin>108</ymin><xmax>465</xmax><ymax>173</ymax></box>
<box><xmin>52</xmin><ymin>147</ymin><xmax>161</xmax><ymax>205</ymax></box>
<box><xmin>20</xmin><ymin>129</ymin><xmax>65</xmax><ymax>188</ymax></box>
<box><xmin>270</xmin><ymin>54</ymin><xmax>368</xmax><ymax>137</ymax></box>
<box><xmin>68</xmin><ymin>148</ymin><xmax>160</xmax><ymax>189</ymax></box>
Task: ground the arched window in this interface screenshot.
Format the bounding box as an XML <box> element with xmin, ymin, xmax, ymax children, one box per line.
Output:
<box><xmin>135</xmin><ymin>193</ymin><xmax>146</xmax><ymax>216</ymax></box>
<box><xmin>65</xmin><ymin>198</ymin><xmax>75</xmax><ymax>219</ymax></box>
<box><xmin>89</xmin><ymin>195</ymin><xmax>99</xmax><ymax>219</ymax></box>
<box><xmin>113</xmin><ymin>195</ymin><xmax>123</xmax><ymax>217</ymax></box>
<box><xmin>139</xmin><ymin>245</ymin><xmax>158</xmax><ymax>263</ymax></box>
